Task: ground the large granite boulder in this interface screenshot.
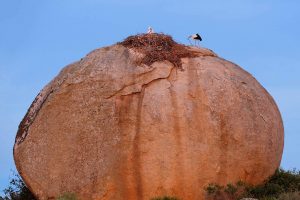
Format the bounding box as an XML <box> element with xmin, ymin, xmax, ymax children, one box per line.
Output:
<box><xmin>14</xmin><ymin>34</ymin><xmax>284</xmax><ymax>200</ymax></box>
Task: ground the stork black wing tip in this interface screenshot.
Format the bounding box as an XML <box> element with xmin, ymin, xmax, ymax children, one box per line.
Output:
<box><xmin>196</xmin><ymin>33</ymin><xmax>202</xmax><ymax>41</ymax></box>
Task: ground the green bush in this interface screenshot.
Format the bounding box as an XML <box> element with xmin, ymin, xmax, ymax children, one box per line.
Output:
<box><xmin>205</xmin><ymin>168</ymin><xmax>300</xmax><ymax>200</ymax></box>
<box><xmin>224</xmin><ymin>183</ymin><xmax>238</xmax><ymax>196</ymax></box>
<box><xmin>205</xmin><ymin>183</ymin><xmax>223</xmax><ymax>195</ymax></box>
<box><xmin>278</xmin><ymin>192</ymin><xmax>300</xmax><ymax>200</ymax></box>
<box><xmin>246</xmin><ymin>168</ymin><xmax>300</xmax><ymax>199</ymax></box>
<box><xmin>205</xmin><ymin>182</ymin><xmax>243</xmax><ymax>200</ymax></box>
<box><xmin>56</xmin><ymin>193</ymin><xmax>77</xmax><ymax>200</ymax></box>
<box><xmin>246</xmin><ymin>182</ymin><xmax>283</xmax><ymax>198</ymax></box>
<box><xmin>1</xmin><ymin>173</ymin><xmax>36</xmax><ymax>200</ymax></box>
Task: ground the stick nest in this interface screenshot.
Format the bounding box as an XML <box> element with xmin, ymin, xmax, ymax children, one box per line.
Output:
<box><xmin>118</xmin><ymin>33</ymin><xmax>198</xmax><ymax>69</ymax></box>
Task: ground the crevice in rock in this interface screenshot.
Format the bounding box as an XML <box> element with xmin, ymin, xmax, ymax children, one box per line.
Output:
<box><xmin>132</xmin><ymin>86</ymin><xmax>145</xmax><ymax>199</ymax></box>
<box><xmin>106</xmin><ymin>64</ymin><xmax>174</xmax><ymax>99</ymax></box>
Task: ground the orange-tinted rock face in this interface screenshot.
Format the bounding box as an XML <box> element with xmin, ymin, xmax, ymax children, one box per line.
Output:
<box><xmin>14</xmin><ymin>45</ymin><xmax>284</xmax><ymax>200</ymax></box>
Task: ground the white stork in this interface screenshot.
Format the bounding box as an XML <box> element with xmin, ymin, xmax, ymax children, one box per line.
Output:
<box><xmin>188</xmin><ymin>33</ymin><xmax>202</xmax><ymax>46</ymax></box>
<box><xmin>147</xmin><ymin>26</ymin><xmax>154</xmax><ymax>34</ymax></box>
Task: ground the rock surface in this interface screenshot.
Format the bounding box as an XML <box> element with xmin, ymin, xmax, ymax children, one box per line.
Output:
<box><xmin>14</xmin><ymin>44</ymin><xmax>284</xmax><ymax>200</ymax></box>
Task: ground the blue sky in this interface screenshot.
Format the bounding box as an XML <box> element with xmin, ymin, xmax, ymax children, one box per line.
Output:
<box><xmin>0</xmin><ymin>0</ymin><xmax>299</xmax><ymax>194</ymax></box>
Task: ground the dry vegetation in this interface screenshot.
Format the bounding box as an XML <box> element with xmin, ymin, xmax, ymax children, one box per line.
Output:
<box><xmin>118</xmin><ymin>33</ymin><xmax>198</xmax><ymax>69</ymax></box>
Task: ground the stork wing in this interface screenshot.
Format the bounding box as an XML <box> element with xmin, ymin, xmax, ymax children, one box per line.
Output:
<box><xmin>196</xmin><ymin>33</ymin><xmax>202</xmax><ymax>41</ymax></box>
